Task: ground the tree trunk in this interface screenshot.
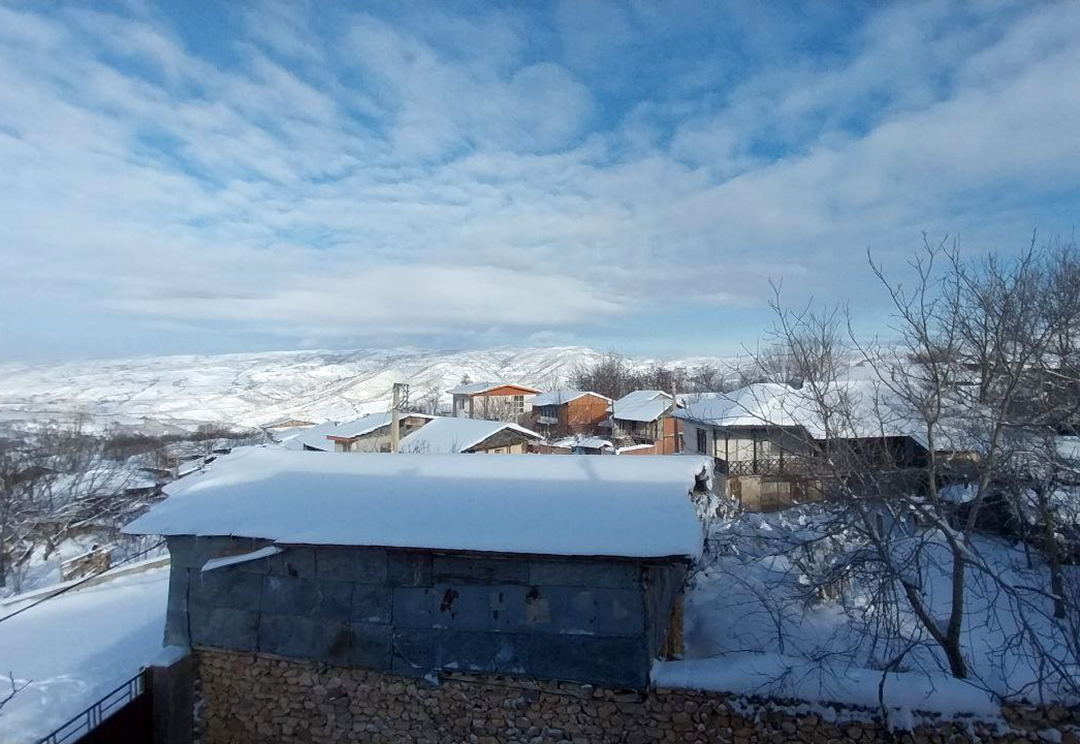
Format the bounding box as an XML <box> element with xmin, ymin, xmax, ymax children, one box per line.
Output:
<box><xmin>944</xmin><ymin>542</ymin><xmax>968</xmax><ymax>679</ymax></box>
<box><xmin>1045</xmin><ymin>522</ymin><xmax>1067</xmax><ymax>620</ymax></box>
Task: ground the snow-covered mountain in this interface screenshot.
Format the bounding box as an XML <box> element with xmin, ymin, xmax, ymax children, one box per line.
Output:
<box><xmin>0</xmin><ymin>346</ymin><xmax>727</xmax><ymax>432</ymax></box>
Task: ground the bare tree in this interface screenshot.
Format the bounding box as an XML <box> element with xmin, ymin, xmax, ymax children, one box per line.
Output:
<box><xmin>731</xmin><ymin>236</ymin><xmax>1080</xmax><ymax>697</ymax></box>
<box><xmin>0</xmin><ymin>437</ymin><xmax>43</xmax><ymax>590</ymax></box>
<box><xmin>417</xmin><ymin>380</ymin><xmax>443</xmax><ymax>415</ymax></box>
<box><xmin>0</xmin><ymin>421</ymin><xmax>145</xmax><ymax>591</ymax></box>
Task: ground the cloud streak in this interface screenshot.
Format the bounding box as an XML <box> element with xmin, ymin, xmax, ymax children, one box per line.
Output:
<box><xmin>0</xmin><ymin>1</ymin><xmax>1078</xmax><ymax>359</ymax></box>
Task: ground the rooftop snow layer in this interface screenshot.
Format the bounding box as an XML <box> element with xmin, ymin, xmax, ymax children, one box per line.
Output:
<box><xmin>0</xmin><ymin>568</ymin><xmax>169</xmax><ymax>744</ymax></box>
<box><xmin>676</xmin><ymin>384</ymin><xmax>817</xmax><ymax>431</ymax></box>
<box><xmin>446</xmin><ymin>381</ymin><xmax>540</xmax><ymax>395</ymax></box>
<box><xmin>278</xmin><ymin>420</ymin><xmax>341</xmax><ymax>451</ymax></box>
<box><xmin>550</xmin><ymin>436</ymin><xmax>614</xmax><ymax>450</ymax></box>
<box><xmin>531</xmin><ymin>389</ymin><xmax>610</xmax><ymax>407</ymax></box>
<box><xmin>677</xmin><ymin>381</ymin><xmax>975</xmax><ymax>452</ymax></box>
<box><xmin>124</xmin><ymin>448</ymin><xmax>712</xmax><ymax>558</ymax></box>
<box><xmin>612</xmin><ymin>390</ymin><xmax>674</xmax><ymax>423</ymax></box>
<box><xmin>398</xmin><ymin>416</ymin><xmax>541</xmax><ymax>453</ymax></box>
<box><xmin>328</xmin><ymin>411</ymin><xmax>434</xmax><ymax>440</ymax></box>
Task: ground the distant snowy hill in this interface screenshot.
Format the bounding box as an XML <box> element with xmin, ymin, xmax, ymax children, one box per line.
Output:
<box><xmin>0</xmin><ymin>346</ymin><xmax>727</xmax><ymax>432</ymax></box>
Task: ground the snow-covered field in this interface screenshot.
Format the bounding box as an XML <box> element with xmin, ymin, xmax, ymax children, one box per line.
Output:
<box><xmin>0</xmin><ymin>566</ymin><xmax>169</xmax><ymax>744</ymax></box>
<box><xmin>0</xmin><ymin>346</ymin><xmax>730</xmax><ymax>432</ymax></box>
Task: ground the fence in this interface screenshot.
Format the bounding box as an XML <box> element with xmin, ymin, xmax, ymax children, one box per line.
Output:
<box><xmin>38</xmin><ymin>671</ymin><xmax>151</xmax><ymax>744</ymax></box>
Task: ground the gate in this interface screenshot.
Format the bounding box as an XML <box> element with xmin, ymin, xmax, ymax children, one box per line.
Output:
<box><xmin>38</xmin><ymin>671</ymin><xmax>152</xmax><ymax>744</ymax></box>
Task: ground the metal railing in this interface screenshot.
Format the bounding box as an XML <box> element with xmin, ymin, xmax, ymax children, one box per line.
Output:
<box><xmin>38</xmin><ymin>672</ymin><xmax>145</xmax><ymax>744</ymax></box>
<box><xmin>726</xmin><ymin>456</ymin><xmax>812</xmax><ymax>477</ymax></box>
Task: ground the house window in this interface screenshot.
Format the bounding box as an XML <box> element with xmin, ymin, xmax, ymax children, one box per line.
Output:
<box><xmin>696</xmin><ymin>427</ymin><xmax>708</xmax><ymax>454</ymax></box>
<box><xmin>513</xmin><ymin>395</ymin><xmax>525</xmax><ymax>413</ymax></box>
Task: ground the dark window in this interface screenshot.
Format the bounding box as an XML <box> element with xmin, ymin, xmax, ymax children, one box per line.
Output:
<box><xmin>696</xmin><ymin>427</ymin><xmax>708</xmax><ymax>454</ymax></box>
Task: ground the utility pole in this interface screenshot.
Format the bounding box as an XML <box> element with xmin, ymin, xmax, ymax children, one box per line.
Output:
<box><xmin>390</xmin><ymin>382</ymin><xmax>409</xmax><ymax>453</ymax></box>
<box><xmin>670</xmin><ymin>379</ymin><xmax>679</xmax><ymax>455</ymax></box>
<box><xmin>608</xmin><ymin>396</ymin><xmax>616</xmax><ymax>452</ymax></box>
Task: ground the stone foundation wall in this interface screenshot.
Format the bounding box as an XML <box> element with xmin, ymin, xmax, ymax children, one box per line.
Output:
<box><xmin>197</xmin><ymin>649</ymin><xmax>1078</xmax><ymax>744</ymax></box>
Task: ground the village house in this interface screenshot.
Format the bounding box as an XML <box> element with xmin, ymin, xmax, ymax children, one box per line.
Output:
<box><xmin>399</xmin><ymin>416</ymin><xmax>543</xmax><ymax>454</ymax></box>
<box><xmin>610</xmin><ymin>390</ymin><xmax>682</xmax><ymax>455</ymax></box>
<box><xmin>676</xmin><ymin>382</ymin><xmax>961</xmax><ymax>511</ymax></box>
<box><xmin>529</xmin><ymin>389</ymin><xmax>611</xmax><ymax>437</ymax></box>
<box><xmin>677</xmin><ymin>384</ymin><xmax>818</xmax><ymax>511</ymax></box>
<box><xmin>448</xmin><ymin>381</ymin><xmax>540</xmax><ymax>422</ymax></box>
<box><xmin>122</xmin><ymin>450</ymin><xmax>715</xmax><ymax>741</ymax></box>
<box><xmin>326</xmin><ymin>412</ymin><xmax>434</xmax><ymax>452</ymax></box>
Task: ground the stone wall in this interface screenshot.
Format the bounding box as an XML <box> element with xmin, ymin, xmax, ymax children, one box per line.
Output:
<box><xmin>167</xmin><ymin>537</ymin><xmax>686</xmax><ymax>689</ymax></box>
<box><xmin>197</xmin><ymin>649</ymin><xmax>1079</xmax><ymax>744</ymax></box>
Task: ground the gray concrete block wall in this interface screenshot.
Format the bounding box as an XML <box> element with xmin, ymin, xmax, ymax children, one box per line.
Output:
<box><xmin>165</xmin><ymin>536</ymin><xmax>687</xmax><ymax>689</ymax></box>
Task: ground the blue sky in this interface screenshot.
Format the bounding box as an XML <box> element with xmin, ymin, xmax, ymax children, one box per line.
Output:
<box><xmin>1</xmin><ymin>1</ymin><xmax>1078</xmax><ymax>361</ymax></box>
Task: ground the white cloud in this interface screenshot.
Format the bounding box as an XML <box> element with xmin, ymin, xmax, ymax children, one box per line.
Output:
<box><xmin>113</xmin><ymin>265</ymin><xmax>620</xmax><ymax>337</ymax></box>
<box><xmin>0</xmin><ymin>1</ymin><xmax>1077</xmax><ymax>358</ymax></box>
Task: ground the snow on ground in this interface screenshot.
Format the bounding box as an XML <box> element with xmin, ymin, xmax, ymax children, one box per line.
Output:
<box><xmin>659</xmin><ymin>506</ymin><xmax>1080</xmax><ymax>722</ymax></box>
<box><xmin>1</xmin><ymin>534</ymin><xmax>168</xmax><ymax>600</ymax></box>
<box><xmin>0</xmin><ymin>567</ymin><xmax>168</xmax><ymax>743</ymax></box>
<box><xmin>0</xmin><ymin>346</ymin><xmax>736</xmax><ymax>432</ymax></box>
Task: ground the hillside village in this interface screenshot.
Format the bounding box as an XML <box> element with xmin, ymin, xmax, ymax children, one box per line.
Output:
<box><xmin>3</xmin><ymin>242</ymin><xmax>1080</xmax><ymax>743</ymax></box>
<box><xmin>2</xmin><ymin>1</ymin><xmax>1080</xmax><ymax>742</ymax></box>
<box><xmin>3</xmin><ymin>281</ymin><xmax>1080</xmax><ymax>743</ymax></box>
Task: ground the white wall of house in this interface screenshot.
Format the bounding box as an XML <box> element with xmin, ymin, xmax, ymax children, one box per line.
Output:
<box><xmin>683</xmin><ymin>420</ymin><xmax>715</xmax><ymax>456</ymax></box>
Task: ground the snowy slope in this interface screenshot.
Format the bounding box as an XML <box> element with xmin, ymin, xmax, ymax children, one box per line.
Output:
<box><xmin>0</xmin><ymin>346</ymin><xmax>725</xmax><ymax>432</ymax></box>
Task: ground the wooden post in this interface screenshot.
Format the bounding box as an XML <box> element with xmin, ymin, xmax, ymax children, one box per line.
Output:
<box><xmin>661</xmin><ymin>593</ymin><xmax>685</xmax><ymax>660</ymax></box>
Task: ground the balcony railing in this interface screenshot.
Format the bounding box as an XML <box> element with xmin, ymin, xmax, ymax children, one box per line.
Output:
<box><xmin>724</xmin><ymin>455</ymin><xmax>813</xmax><ymax>477</ymax></box>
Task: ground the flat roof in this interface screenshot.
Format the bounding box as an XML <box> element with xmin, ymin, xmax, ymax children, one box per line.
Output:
<box><xmin>447</xmin><ymin>381</ymin><xmax>541</xmax><ymax>395</ymax></box>
<box><xmin>124</xmin><ymin>448</ymin><xmax>712</xmax><ymax>559</ymax></box>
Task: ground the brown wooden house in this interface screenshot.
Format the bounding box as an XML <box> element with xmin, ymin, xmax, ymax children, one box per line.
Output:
<box><xmin>530</xmin><ymin>389</ymin><xmax>611</xmax><ymax>437</ymax></box>
<box><xmin>448</xmin><ymin>382</ymin><xmax>541</xmax><ymax>423</ymax></box>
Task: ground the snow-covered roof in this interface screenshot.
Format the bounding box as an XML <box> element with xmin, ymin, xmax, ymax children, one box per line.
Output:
<box><xmin>0</xmin><ymin>566</ymin><xmax>169</xmax><ymax>743</ymax></box>
<box><xmin>550</xmin><ymin>435</ymin><xmax>614</xmax><ymax>451</ymax></box>
<box><xmin>399</xmin><ymin>417</ymin><xmax>541</xmax><ymax>453</ymax></box>
<box><xmin>677</xmin><ymin>381</ymin><xmax>973</xmax><ymax>452</ymax></box>
<box><xmin>124</xmin><ymin>448</ymin><xmax>713</xmax><ymax>558</ymax></box>
<box><xmin>447</xmin><ymin>381</ymin><xmax>540</xmax><ymax>396</ymax></box>
<box><xmin>531</xmin><ymin>389</ymin><xmax>610</xmax><ymax>407</ymax></box>
<box><xmin>676</xmin><ymin>384</ymin><xmax>818</xmax><ymax>432</ymax></box>
<box><xmin>277</xmin><ymin>420</ymin><xmax>341</xmax><ymax>451</ymax></box>
<box><xmin>327</xmin><ymin>411</ymin><xmax>434</xmax><ymax>440</ymax></box>
<box><xmin>612</xmin><ymin>390</ymin><xmax>674</xmax><ymax>423</ymax></box>
<box><xmin>46</xmin><ymin>465</ymin><xmax>157</xmax><ymax>500</ymax></box>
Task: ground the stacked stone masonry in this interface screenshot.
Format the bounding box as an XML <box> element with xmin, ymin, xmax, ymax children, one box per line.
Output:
<box><xmin>198</xmin><ymin>650</ymin><xmax>1079</xmax><ymax>744</ymax></box>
